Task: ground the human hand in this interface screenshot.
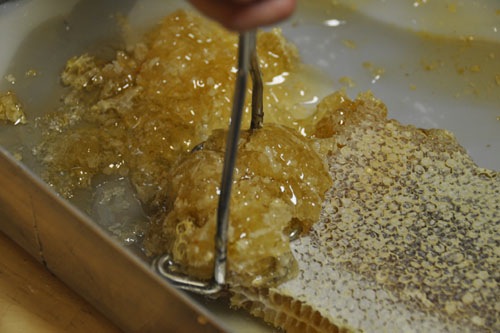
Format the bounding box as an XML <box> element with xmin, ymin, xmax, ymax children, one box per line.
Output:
<box><xmin>188</xmin><ymin>0</ymin><xmax>297</xmax><ymax>31</ymax></box>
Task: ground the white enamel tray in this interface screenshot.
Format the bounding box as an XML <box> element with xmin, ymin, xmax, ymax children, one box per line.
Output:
<box><xmin>0</xmin><ymin>1</ymin><xmax>498</xmax><ymax>332</ymax></box>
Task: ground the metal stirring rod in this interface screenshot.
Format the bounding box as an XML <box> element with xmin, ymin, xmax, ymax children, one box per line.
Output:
<box><xmin>153</xmin><ymin>31</ymin><xmax>262</xmax><ymax>295</ymax></box>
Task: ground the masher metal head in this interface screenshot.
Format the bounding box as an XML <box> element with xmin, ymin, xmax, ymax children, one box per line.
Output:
<box><xmin>152</xmin><ymin>30</ymin><xmax>264</xmax><ymax>296</ymax></box>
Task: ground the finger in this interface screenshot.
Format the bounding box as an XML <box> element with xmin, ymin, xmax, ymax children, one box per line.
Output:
<box><xmin>188</xmin><ymin>0</ymin><xmax>296</xmax><ymax>31</ymax></box>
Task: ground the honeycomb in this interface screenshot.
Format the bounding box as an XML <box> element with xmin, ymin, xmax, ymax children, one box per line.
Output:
<box><xmin>35</xmin><ymin>10</ymin><xmax>332</xmax><ymax>286</ymax></box>
<box><xmin>145</xmin><ymin>124</ymin><xmax>332</xmax><ymax>287</ymax></box>
<box><xmin>0</xmin><ymin>91</ymin><xmax>27</xmax><ymax>125</ymax></box>
<box><xmin>231</xmin><ymin>92</ymin><xmax>499</xmax><ymax>333</ymax></box>
<box><xmin>32</xmin><ymin>8</ymin><xmax>500</xmax><ymax>333</ymax></box>
<box><xmin>36</xmin><ymin>10</ymin><xmax>325</xmax><ymax>204</ymax></box>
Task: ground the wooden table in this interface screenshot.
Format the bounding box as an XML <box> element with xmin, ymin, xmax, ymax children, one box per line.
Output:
<box><xmin>0</xmin><ymin>231</ymin><xmax>120</xmax><ymax>332</ymax></box>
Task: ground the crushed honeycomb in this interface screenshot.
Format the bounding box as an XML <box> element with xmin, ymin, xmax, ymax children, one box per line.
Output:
<box><xmin>0</xmin><ymin>91</ymin><xmax>27</xmax><ymax>125</ymax></box>
<box><xmin>35</xmin><ymin>10</ymin><xmax>331</xmax><ymax>288</ymax></box>
<box><xmin>35</xmin><ymin>10</ymin><xmax>325</xmax><ymax>204</ymax></box>
<box><xmin>145</xmin><ymin>124</ymin><xmax>331</xmax><ymax>287</ymax></box>
<box><xmin>232</xmin><ymin>92</ymin><xmax>499</xmax><ymax>333</ymax></box>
